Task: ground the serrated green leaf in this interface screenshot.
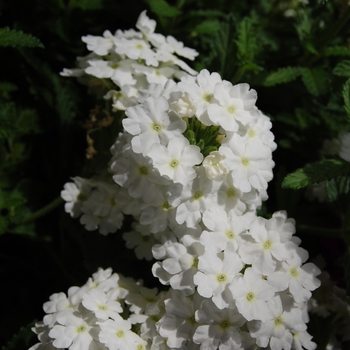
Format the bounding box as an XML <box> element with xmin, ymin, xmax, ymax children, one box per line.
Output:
<box><xmin>69</xmin><ymin>0</ymin><xmax>103</xmax><ymax>10</ymax></box>
<box><xmin>282</xmin><ymin>159</ymin><xmax>350</xmax><ymax>190</ymax></box>
<box><xmin>235</xmin><ymin>16</ymin><xmax>258</xmax><ymax>64</ymax></box>
<box><xmin>324</xmin><ymin>46</ymin><xmax>350</xmax><ymax>56</ymax></box>
<box><xmin>333</xmin><ymin>60</ymin><xmax>350</xmax><ymax>77</ymax></box>
<box><xmin>263</xmin><ymin>67</ymin><xmax>302</xmax><ymax>87</ymax></box>
<box><xmin>2</xmin><ymin>320</ymin><xmax>36</xmax><ymax>350</ymax></box>
<box><xmin>342</xmin><ymin>78</ymin><xmax>350</xmax><ymax>119</ymax></box>
<box><xmin>147</xmin><ymin>0</ymin><xmax>181</xmax><ymax>17</ymax></box>
<box><xmin>301</xmin><ymin>67</ymin><xmax>329</xmax><ymax>96</ymax></box>
<box><xmin>0</xmin><ymin>27</ymin><xmax>44</xmax><ymax>48</ymax></box>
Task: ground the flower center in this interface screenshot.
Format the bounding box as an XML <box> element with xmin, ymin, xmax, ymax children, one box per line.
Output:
<box><xmin>139</xmin><ymin>166</ymin><xmax>148</xmax><ymax>175</ymax></box>
<box><xmin>246</xmin><ymin>292</ymin><xmax>255</xmax><ymax>302</ymax></box>
<box><xmin>225</xmin><ymin>230</ymin><xmax>235</xmax><ymax>239</ymax></box>
<box><xmin>248</xmin><ymin>129</ymin><xmax>256</xmax><ymax>138</ymax></box>
<box><xmin>202</xmin><ymin>93</ymin><xmax>213</xmax><ymax>102</ymax></box>
<box><xmin>227</xmin><ymin>106</ymin><xmax>235</xmax><ymax>114</ymax></box>
<box><xmin>116</xmin><ymin>330</ymin><xmax>125</xmax><ymax>338</ymax></box>
<box><xmin>263</xmin><ymin>240</ymin><xmax>271</xmax><ymax>250</ymax></box>
<box><xmin>290</xmin><ymin>268</ymin><xmax>298</xmax><ymax>277</ymax></box>
<box><xmin>162</xmin><ymin>201</ymin><xmax>172</xmax><ymax>211</ymax></box>
<box><xmin>217</xmin><ymin>273</ymin><xmax>227</xmax><ymax>282</ymax></box>
<box><xmin>98</xmin><ymin>304</ymin><xmax>108</xmax><ymax>310</ymax></box>
<box><xmin>226</xmin><ymin>188</ymin><xmax>235</xmax><ymax>198</ymax></box>
<box><xmin>77</xmin><ymin>193</ymin><xmax>88</xmax><ymax>202</ymax></box>
<box><xmin>152</xmin><ymin>123</ymin><xmax>162</xmax><ymax>132</ymax></box>
<box><xmin>192</xmin><ymin>257</ymin><xmax>199</xmax><ymax>268</ymax></box>
<box><xmin>170</xmin><ymin>159</ymin><xmax>179</xmax><ymax>168</ymax></box>
<box><xmin>274</xmin><ymin>316</ymin><xmax>283</xmax><ymax>326</ymax></box>
<box><xmin>135</xmin><ymin>43</ymin><xmax>144</xmax><ymax>49</ymax></box>
<box><xmin>193</xmin><ymin>191</ymin><xmax>203</xmax><ymax>200</ymax></box>
<box><xmin>76</xmin><ymin>324</ymin><xmax>87</xmax><ymax>333</ymax></box>
<box><xmin>241</xmin><ymin>157</ymin><xmax>249</xmax><ymax>166</ymax></box>
<box><xmin>220</xmin><ymin>320</ymin><xmax>230</xmax><ymax>329</ymax></box>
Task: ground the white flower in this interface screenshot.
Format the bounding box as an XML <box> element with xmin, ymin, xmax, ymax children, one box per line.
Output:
<box><xmin>82</xmin><ymin>289</ymin><xmax>122</xmax><ymax>320</ymax></box>
<box><xmin>123</xmin><ymin>96</ymin><xmax>186</xmax><ymax>156</ymax></box>
<box><xmin>193</xmin><ymin>299</ymin><xmax>245</xmax><ymax>350</ymax></box>
<box><xmin>49</xmin><ymin>310</ymin><xmax>98</xmax><ymax>350</ymax></box>
<box><xmin>207</xmin><ymin>81</ymin><xmax>257</xmax><ymax>132</ymax></box>
<box><xmin>178</xmin><ymin>69</ymin><xmax>222</xmax><ymax>125</ymax></box>
<box><xmin>148</xmin><ymin>136</ymin><xmax>203</xmax><ymax>185</ymax></box>
<box><xmin>202</xmin><ymin>151</ymin><xmax>229</xmax><ymax>180</ymax></box>
<box><xmin>229</xmin><ymin>268</ymin><xmax>274</xmax><ymax>322</ymax></box>
<box><xmin>82</xmin><ymin>30</ymin><xmax>114</xmax><ymax>56</ymax></box>
<box><xmin>221</xmin><ymin>133</ymin><xmax>273</xmax><ymax>192</ymax></box>
<box><xmin>200</xmin><ymin>207</ymin><xmax>249</xmax><ymax>253</ymax></box>
<box><xmin>268</xmin><ymin>247</ymin><xmax>321</xmax><ymax>303</ymax></box>
<box><xmin>157</xmin><ymin>290</ymin><xmax>202</xmax><ymax>349</ymax></box>
<box><xmin>98</xmin><ymin>318</ymin><xmax>145</xmax><ymax>350</ymax></box>
<box><xmin>194</xmin><ymin>248</ymin><xmax>243</xmax><ymax>309</ymax></box>
<box><xmin>239</xmin><ymin>216</ymin><xmax>296</xmax><ymax>275</ymax></box>
<box><xmin>338</xmin><ymin>132</ymin><xmax>350</xmax><ymax>162</ymax></box>
<box><xmin>61</xmin><ymin>177</ymin><xmax>93</xmax><ymax>218</ymax></box>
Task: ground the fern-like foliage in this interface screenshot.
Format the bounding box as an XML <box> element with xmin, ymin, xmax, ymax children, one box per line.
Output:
<box><xmin>333</xmin><ymin>60</ymin><xmax>350</xmax><ymax>77</ymax></box>
<box><xmin>0</xmin><ymin>27</ymin><xmax>43</xmax><ymax>48</ymax></box>
<box><xmin>342</xmin><ymin>78</ymin><xmax>350</xmax><ymax>120</ymax></box>
<box><xmin>263</xmin><ymin>66</ymin><xmax>302</xmax><ymax>86</ymax></box>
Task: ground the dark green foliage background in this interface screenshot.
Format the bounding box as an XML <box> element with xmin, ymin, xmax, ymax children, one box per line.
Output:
<box><xmin>2</xmin><ymin>0</ymin><xmax>350</xmax><ymax>349</ymax></box>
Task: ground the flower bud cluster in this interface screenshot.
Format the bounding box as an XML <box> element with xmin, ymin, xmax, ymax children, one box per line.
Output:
<box><xmin>61</xmin><ymin>11</ymin><xmax>198</xmax><ymax>111</ymax></box>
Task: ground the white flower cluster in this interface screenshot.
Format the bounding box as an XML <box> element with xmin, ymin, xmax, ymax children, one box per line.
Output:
<box><xmin>56</xmin><ymin>10</ymin><xmax>323</xmax><ymax>350</ymax></box>
<box><xmin>29</xmin><ymin>268</ymin><xmax>169</xmax><ymax>350</ymax></box>
<box><xmin>61</xmin><ymin>176</ymin><xmax>124</xmax><ymax>235</ymax></box>
<box><xmin>110</xmin><ymin>69</ymin><xmax>276</xmax><ymax>232</ymax></box>
<box><xmin>61</xmin><ymin>11</ymin><xmax>198</xmax><ymax>111</ymax></box>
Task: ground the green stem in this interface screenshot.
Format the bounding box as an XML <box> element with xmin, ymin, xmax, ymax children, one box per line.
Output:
<box><xmin>297</xmin><ymin>224</ymin><xmax>342</xmax><ymax>237</ymax></box>
<box><xmin>22</xmin><ymin>197</ymin><xmax>64</xmax><ymax>224</ymax></box>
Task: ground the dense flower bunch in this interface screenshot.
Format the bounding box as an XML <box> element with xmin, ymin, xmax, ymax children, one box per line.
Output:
<box><xmin>61</xmin><ymin>11</ymin><xmax>198</xmax><ymax>111</ymax></box>
<box><xmin>29</xmin><ymin>268</ymin><xmax>169</xmax><ymax>350</ymax></box>
<box><xmin>50</xmin><ymin>10</ymin><xmax>324</xmax><ymax>350</ymax></box>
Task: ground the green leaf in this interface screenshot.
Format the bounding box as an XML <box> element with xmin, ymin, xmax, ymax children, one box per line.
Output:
<box><xmin>301</xmin><ymin>67</ymin><xmax>329</xmax><ymax>96</ymax></box>
<box><xmin>0</xmin><ymin>27</ymin><xmax>44</xmax><ymax>48</ymax></box>
<box><xmin>263</xmin><ymin>67</ymin><xmax>302</xmax><ymax>87</ymax></box>
<box><xmin>333</xmin><ymin>60</ymin><xmax>350</xmax><ymax>77</ymax></box>
<box><xmin>324</xmin><ymin>46</ymin><xmax>350</xmax><ymax>56</ymax></box>
<box><xmin>235</xmin><ymin>16</ymin><xmax>259</xmax><ymax>64</ymax></box>
<box><xmin>147</xmin><ymin>0</ymin><xmax>181</xmax><ymax>17</ymax></box>
<box><xmin>193</xmin><ymin>20</ymin><xmax>220</xmax><ymax>35</ymax></box>
<box><xmin>69</xmin><ymin>0</ymin><xmax>103</xmax><ymax>10</ymax></box>
<box><xmin>325</xmin><ymin>176</ymin><xmax>350</xmax><ymax>202</ymax></box>
<box><xmin>282</xmin><ymin>159</ymin><xmax>350</xmax><ymax>190</ymax></box>
<box><xmin>343</xmin><ymin>78</ymin><xmax>350</xmax><ymax>120</ymax></box>
<box><xmin>2</xmin><ymin>320</ymin><xmax>36</xmax><ymax>350</ymax></box>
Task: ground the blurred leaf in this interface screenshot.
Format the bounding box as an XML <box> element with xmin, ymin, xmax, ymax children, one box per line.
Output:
<box><xmin>324</xmin><ymin>46</ymin><xmax>350</xmax><ymax>56</ymax></box>
<box><xmin>69</xmin><ymin>0</ymin><xmax>103</xmax><ymax>10</ymax></box>
<box><xmin>343</xmin><ymin>78</ymin><xmax>350</xmax><ymax>120</ymax></box>
<box><xmin>263</xmin><ymin>66</ymin><xmax>302</xmax><ymax>87</ymax></box>
<box><xmin>301</xmin><ymin>67</ymin><xmax>329</xmax><ymax>96</ymax></box>
<box><xmin>282</xmin><ymin>159</ymin><xmax>350</xmax><ymax>190</ymax></box>
<box><xmin>2</xmin><ymin>320</ymin><xmax>36</xmax><ymax>350</ymax></box>
<box><xmin>0</xmin><ymin>27</ymin><xmax>44</xmax><ymax>48</ymax></box>
<box><xmin>333</xmin><ymin>60</ymin><xmax>350</xmax><ymax>77</ymax></box>
<box><xmin>147</xmin><ymin>0</ymin><xmax>181</xmax><ymax>17</ymax></box>
<box><xmin>193</xmin><ymin>20</ymin><xmax>220</xmax><ymax>35</ymax></box>
<box><xmin>235</xmin><ymin>16</ymin><xmax>259</xmax><ymax>64</ymax></box>
<box><xmin>325</xmin><ymin>176</ymin><xmax>350</xmax><ymax>202</ymax></box>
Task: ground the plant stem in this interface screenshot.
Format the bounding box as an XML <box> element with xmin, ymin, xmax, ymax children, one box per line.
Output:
<box><xmin>22</xmin><ymin>197</ymin><xmax>64</xmax><ymax>224</ymax></box>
